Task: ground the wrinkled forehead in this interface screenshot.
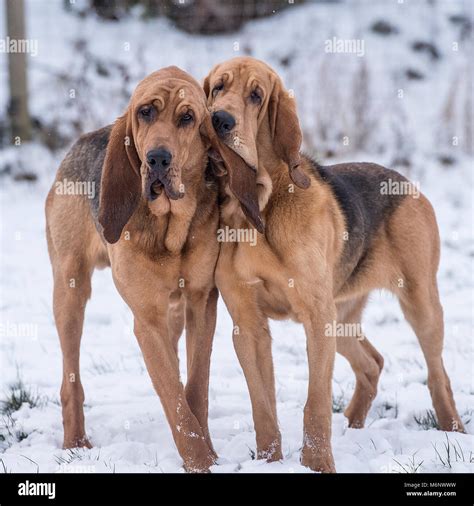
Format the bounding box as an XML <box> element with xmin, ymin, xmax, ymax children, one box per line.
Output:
<box><xmin>132</xmin><ymin>77</ymin><xmax>206</xmax><ymax>113</ymax></box>
<box><xmin>211</xmin><ymin>60</ymin><xmax>275</xmax><ymax>91</ymax></box>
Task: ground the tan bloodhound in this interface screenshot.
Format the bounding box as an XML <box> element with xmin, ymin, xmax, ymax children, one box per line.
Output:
<box><xmin>204</xmin><ymin>56</ymin><xmax>464</xmax><ymax>473</ymax></box>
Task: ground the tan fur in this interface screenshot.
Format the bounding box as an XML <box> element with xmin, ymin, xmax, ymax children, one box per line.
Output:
<box><xmin>45</xmin><ymin>68</ymin><xmax>224</xmax><ymax>472</ymax></box>
<box><xmin>205</xmin><ymin>57</ymin><xmax>464</xmax><ymax>473</ymax></box>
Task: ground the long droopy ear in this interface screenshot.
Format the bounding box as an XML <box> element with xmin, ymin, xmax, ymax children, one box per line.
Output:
<box><xmin>98</xmin><ymin>111</ymin><xmax>142</xmax><ymax>244</ymax></box>
<box><xmin>268</xmin><ymin>78</ymin><xmax>310</xmax><ymax>189</ymax></box>
<box><xmin>201</xmin><ymin>114</ymin><xmax>264</xmax><ymax>234</ymax></box>
<box><xmin>202</xmin><ymin>74</ymin><xmax>211</xmax><ymax>99</ymax></box>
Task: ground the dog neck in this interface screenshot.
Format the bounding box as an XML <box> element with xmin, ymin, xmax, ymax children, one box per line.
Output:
<box><xmin>216</xmin><ymin>143</ymin><xmax>294</xmax><ymax>234</ymax></box>
<box><xmin>215</xmin><ymin>114</ymin><xmax>305</xmax><ymax>233</ymax></box>
<box><xmin>128</xmin><ymin>172</ymin><xmax>214</xmax><ymax>257</ymax></box>
<box><xmin>216</xmin><ymin>166</ymin><xmax>276</xmax><ymax>234</ymax></box>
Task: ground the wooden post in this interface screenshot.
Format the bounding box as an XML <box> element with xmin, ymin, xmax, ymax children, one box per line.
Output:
<box><xmin>6</xmin><ymin>0</ymin><xmax>32</xmax><ymax>143</ymax></box>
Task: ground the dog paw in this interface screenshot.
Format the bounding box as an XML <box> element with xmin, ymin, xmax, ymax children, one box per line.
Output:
<box><xmin>183</xmin><ymin>452</ymin><xmax>216</xmax><ymax>473</ymax></box>
<box><xmin>301</xmin><ymin>446</ymin><xmax>336</xmax><ymax>473</ymax></box>
<box><xmin>257</xmin><ymin>439</ymin><xmax>283</xmax><ymax>462</ymax></box>
<box><xmin>63</xmin><ymin>434</ymin><xmax>92</xmax><ymax>449</ymax></box>
<box><xmin>344</xmin><ymin>409</ymin><xmax>366</xmax><ymax>429</ymax></box>
<box><xmin>182</xmin><ymin>438</ymin><xmax>218</xmax><ymax>473</ymax></box>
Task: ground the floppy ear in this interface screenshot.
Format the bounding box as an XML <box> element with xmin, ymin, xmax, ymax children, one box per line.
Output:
<box><xmin>202</xmin><ymin>74</ymin><xmax>211</xmax><ymax>99</ymax></box>
<box><xmin>268</xmin><ymin>79</ymin><xmax>310</xmax><ymax>189</ymax></box>
<box><xmin>98</xmin><ymin>112</ymin><xmax>142</xmax><ymax>244</ymax></box>
<box><xmin>201</xmin><ymin>115</ymin><xmax>264</xmax><ymax>234</ymax></box>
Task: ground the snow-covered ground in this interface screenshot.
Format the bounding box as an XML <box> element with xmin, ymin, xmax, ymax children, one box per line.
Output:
<box><xmin>0</xmin><ymin>0</ymin><xmax>473</xmax><ymax>473</ymax></box>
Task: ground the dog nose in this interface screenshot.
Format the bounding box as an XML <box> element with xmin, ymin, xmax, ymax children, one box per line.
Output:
<box><xmin>212</xmin><ymin>110</ymin><xmax>236</xmax><ymax>136</ymax></box>
<box><xmin>146</xmin><ymin>148</ymin><xmax>172</xmax><ymax>169</ymax></box>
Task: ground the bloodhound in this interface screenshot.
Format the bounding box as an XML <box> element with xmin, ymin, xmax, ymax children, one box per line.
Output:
<box><xmin>45</xmin><ymin>67</ymin><xmax>236</xmax><ymax>472</ymax></box>
<box><xmin>204</xmin><ymin>56</ymin><xmax>464</xmax><ymax>473</ymax></box>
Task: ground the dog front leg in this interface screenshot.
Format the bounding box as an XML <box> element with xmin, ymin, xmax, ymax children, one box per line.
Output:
<box><xmin>184</xmin><ymin>287</ymin><xmax>219</xmax><ymax>458</ymax></box>
<box><xmin>217</xmin><ymin>274</ymin><xmax>282</xmax><ymax>462</ymax></box>
<box><xmin>300</xmin><ymin>303</ymin><xmax>337</xmax><ymax>473</ymax></box>
<box><xmin>134</xmin><ymin>313</ymin><xmax>216</xmax><ymax>472</ymax></box>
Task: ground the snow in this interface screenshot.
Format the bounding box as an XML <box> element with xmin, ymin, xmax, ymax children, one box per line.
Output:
<box><xmin>0</xmin><ymin>0</ymin><xmax>473</xmax><ymax>473</ymax></box>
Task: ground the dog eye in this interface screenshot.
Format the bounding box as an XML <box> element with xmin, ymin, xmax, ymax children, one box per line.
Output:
<box><xmin>179</xmin><ymin>112</ymin><xmax>194</xmax><ymax>126</ymax></box>
<box><xmin>212</xmin><ymin>83</ymin><xmax>224</xmax><ymax>97</ymax></box>
<box><xmin>139</xmin><ymin>106</ymin><xmax>153</xmax><ymax>119</ymax></box>
<box><xmin>250</xmin><ymin>90</ymin><xmax>262</xmax><ymax>104</ymax></box>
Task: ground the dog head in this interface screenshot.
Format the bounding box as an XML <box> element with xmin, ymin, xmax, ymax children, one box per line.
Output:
<box><xmin>204</xmin><ymin>57</ymin><xmax>310</xmax><ymax>193</ymax></box>
<box><xmin>99</xmin><ymin>66</ymin><xmax>225</xmax><ymax>243</ymax></box>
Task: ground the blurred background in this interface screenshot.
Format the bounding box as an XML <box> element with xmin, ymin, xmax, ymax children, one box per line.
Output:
<box><xmin>0</xmin><ymin>0</ymin><xmax>472</xmax><ymax>181</ymax></box>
